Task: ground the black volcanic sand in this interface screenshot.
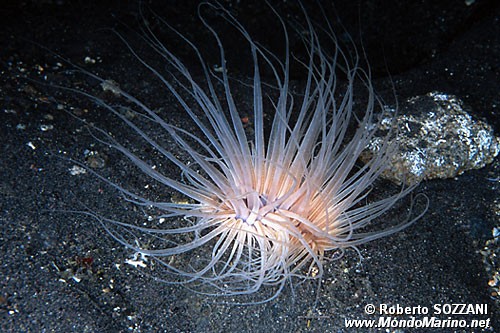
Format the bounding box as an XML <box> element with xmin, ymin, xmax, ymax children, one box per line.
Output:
<box><xmin>1</xmin><ymin>1</ymin><xmax>499</xmax><ymax>332</ymax></box>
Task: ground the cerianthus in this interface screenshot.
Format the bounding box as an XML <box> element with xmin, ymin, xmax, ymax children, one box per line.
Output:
<box><xmin>66</xmin><ymin>2</ymin><xmax>425</xmax><ymax>302</ymax></box>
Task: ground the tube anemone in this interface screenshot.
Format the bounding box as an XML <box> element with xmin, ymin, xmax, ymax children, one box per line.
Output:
<box><xmin>64</xmin><ymin>2</ymin><xmax>424</xmax><ymax>302</ymax></box>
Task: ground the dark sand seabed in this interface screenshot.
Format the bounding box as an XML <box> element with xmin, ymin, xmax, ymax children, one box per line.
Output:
<box><xmin>1</xmin><ymin>0</ymin><xmax>499</xmax><ymax>332</ymax></box>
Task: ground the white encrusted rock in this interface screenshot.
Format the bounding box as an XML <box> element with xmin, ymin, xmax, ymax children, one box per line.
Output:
<box><xmin>362</xmin><ymin>91</ymin><xmax>500</xmax><ymax>185</ymax></box>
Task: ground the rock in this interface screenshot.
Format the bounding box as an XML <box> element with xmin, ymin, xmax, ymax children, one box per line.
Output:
<box><xmin>362</xmin><ymin>91</ymin><xmax>500</xmax><ymax>185</ymax></box>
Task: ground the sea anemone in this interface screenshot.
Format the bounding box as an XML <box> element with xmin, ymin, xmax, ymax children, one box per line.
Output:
<box><xmin>63</xmin><ymin>2</ymin><xmax>424</xmax><ymax>302</ymax></box>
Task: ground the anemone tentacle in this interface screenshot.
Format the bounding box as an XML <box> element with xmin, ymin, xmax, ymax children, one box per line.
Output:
<box><xmin>67</xmin><ymin>1</ymin><xmax>426</xmax><ymax>302</ymax></box>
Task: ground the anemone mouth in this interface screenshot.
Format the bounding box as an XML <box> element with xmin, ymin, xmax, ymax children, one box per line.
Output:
<box><xmin>57</xmin><ymin>1</ymin><xmax>427</xmax><ymax>303</ymax></box>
